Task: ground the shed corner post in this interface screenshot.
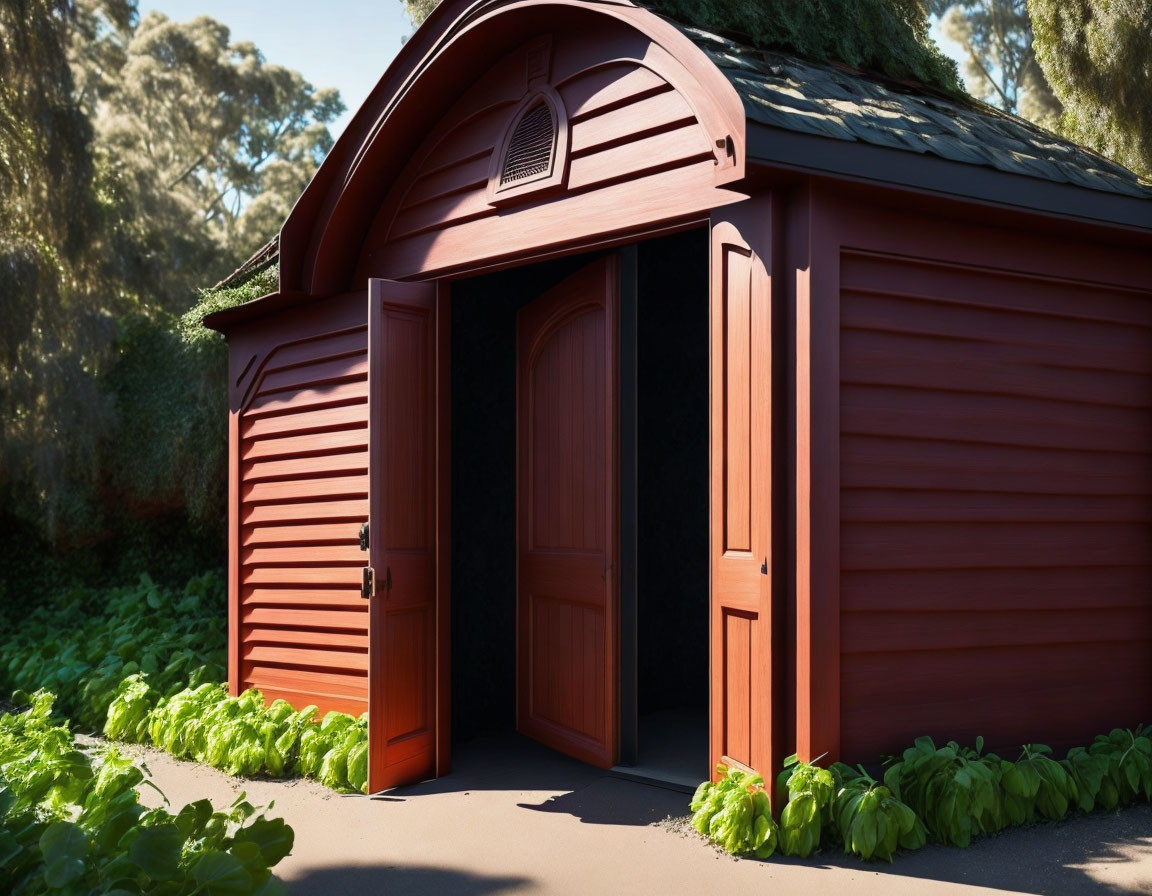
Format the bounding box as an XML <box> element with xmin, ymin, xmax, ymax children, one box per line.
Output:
<box><xmin>223</xmin><ymin>328</ymin><xmax>263</xmax><ymax>700</ymax></box>
<box><xmin>227</xmin><ymin>404</ymin><xmax>241</xmax><ymax>698</ymax></box>
<box><xmin>789</xmin><ymin>182</ymin><xmax>841</xmax><ymax>765</ymax></box>
<box><xmin>708</xmin><ymin>192</ymin><xmax>786</xmax><ymax>787</ymax></box>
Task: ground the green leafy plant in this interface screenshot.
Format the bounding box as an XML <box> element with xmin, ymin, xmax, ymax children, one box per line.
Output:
<box><xmin>776</xmin><ymin>754</ymin><xmax>835</xmax><ymax>858</ymax></box>
<box><xmin>1000</xmin><ymin>744</ymin><xmax>1078</xmax><ymax>826</ymax></box>
<box><xmin>1</xmin><ymin>570</ymin><xmax>370</xmax><ymax>795</ymax></box>
<box><xmin>690</xmin><ymin>727</ymin><xmax>1152</xmax><ymax>866</ymax></box>
<box><xmin>828</xmin><ymin>763</ymin><xmax>926</xmax><ymax>862</ymax></box>
<box><xmin>0</xmin><ymin>572</ymin><xmax>226</xmax><ymax>731</ymax></box>
<box><xmin>1085</xmin><ymin>727</ymin><xmax>1152</xmax><ymax>809</ymax></box>
<box><xmin>689</xmin><ymin>763</ymin><xmax>778</xmax><ymax>857</ymax></box>
<box><xmin>882</xmin><ymin>736</ymin><xmax>1002</xmax><ymax>847</ymax></box>
<box><xmin>1061</xmin><ymin>746</ymin><xmax>1111</xmax><ymax>813</ymax></box>
<box><xmin>118</xmin><ymin>682</ymin><xmax>371</xmax><ymax>794</ymax></box>
<box><xmin>0</xmin><ymin>690</ymin><xmax>294</xmax><ymax>895</ymax></box>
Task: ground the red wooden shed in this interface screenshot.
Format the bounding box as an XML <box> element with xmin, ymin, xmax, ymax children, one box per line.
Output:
<box><xmin>205</xmin><ymin>0</ymin><xmax>1152</xmax><ymax>794</ymax></box>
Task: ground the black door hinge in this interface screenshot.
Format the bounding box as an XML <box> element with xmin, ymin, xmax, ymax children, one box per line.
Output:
<box><xmin>361</xmin><ymin>567</ymin><xmax>374</xmax><ymax>599</ymax></box>
<box><xmin>358</xmin><ymin>521</ymin><xmax>369</xmax><ymax>551</ymax></box>
<box><xmin>760</xmin><ymin>558</ymin><xmax>768</xmax><ymax>575</ymax></box>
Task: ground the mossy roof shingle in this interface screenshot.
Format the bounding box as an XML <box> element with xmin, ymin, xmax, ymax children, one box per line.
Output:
<box><xmin>676</xmin><ymin>22</ymin><xmax>1151</xmax><ymax>200</ymax></box>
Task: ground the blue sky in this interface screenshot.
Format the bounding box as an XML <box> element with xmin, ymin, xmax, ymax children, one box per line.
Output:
<box><xmin>140</xmin><ymin>3</ymin><xmax>967</xmax><ymax>138</ymax></box>
<box><xmin>139</xmin><ymin>1</ymin><xmax>416</xmax><ymax>136</ymax></box>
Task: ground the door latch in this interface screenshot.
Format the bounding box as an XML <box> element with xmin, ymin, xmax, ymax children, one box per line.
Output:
<box><xmin>358</xmin><ymin>522</ymin><xmax>369</xmax><ymax>551</ymax></box>
<box><xmin>360</xmin><ymin>565</ymin><xmax>392</xmax><ymax>599</ymax></box>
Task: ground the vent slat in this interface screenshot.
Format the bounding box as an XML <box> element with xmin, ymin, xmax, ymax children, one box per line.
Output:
<box><xmin>501</xmin><ymin>102</ymin><xmax>555</xmax><ymax>185</ymax></box>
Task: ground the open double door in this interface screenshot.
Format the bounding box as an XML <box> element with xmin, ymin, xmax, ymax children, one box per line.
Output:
<box><xmin>363</xmin><ymin>206</ymin><xmax>774</xmax><ymax>793</ymax></box>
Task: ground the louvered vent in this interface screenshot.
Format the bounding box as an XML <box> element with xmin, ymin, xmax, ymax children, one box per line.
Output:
<box><xmin>500</xmin><ymin>101</ymin><xmax>555</xmax><ymax>185</ymax></box>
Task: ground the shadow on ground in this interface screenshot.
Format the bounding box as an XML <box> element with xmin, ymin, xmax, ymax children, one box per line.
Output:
<box><xmin>382</xmin><ymin>731</ymin><xmax>688</xmax><ymax>825</ymax></box>
<box><xmin>360</xmin><ymin>732</ymin><xmax>1152</xmax><ymax>894</ymax></box>
<box><xmin>763</xmin><ymin>803</ymin><xmax>1152</xmax><ymax>895</ymax></box>
<box><xmin>288</xmin><ymin>865</ymin><xmax>531</xmax><ymax>896</ymax></box>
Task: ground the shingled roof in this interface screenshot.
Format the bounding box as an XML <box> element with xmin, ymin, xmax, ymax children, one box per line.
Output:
<box><xmin>674</xmin><ymin>21</ymin><xmax>1151</xmax><ymax>200</ymax></box>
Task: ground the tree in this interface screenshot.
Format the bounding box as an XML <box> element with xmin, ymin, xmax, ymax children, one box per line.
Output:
<box><xmin>929</xmin><ymin>0</ymin><xmax>1061</xmax><ymax>126</ymax></box>
<box><xmin>0</xmin><ymin>0</ymin><xmax>344</xmax><ymax>563</ymax></box>
<box><xmin>0</xmin><ymin>0</ymin><xmax>116</xmax><ymax>538</ymax></box>
<box><xmin>404</xmin><ymin>0</ymin><xmax>437</xmax><ymax>27</ymax></box>
<box><xmin>403</xmin><ymin>0</ymin><xmax>961</xmax><ymax>92</ymax></box>
<box><xmin>81</xmin><ymin>5</ymin><xmax>344</xmax><ymax>304</ymax></box>
<box><xmin>1029</xmin><ymin>0</ymin><xmax>1152</xmax><ymax>178</ymax></box>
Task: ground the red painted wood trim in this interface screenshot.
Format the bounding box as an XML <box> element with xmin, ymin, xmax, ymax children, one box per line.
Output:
<box><xmin>824</xmin><ymin>186</ymin><xmax>1152</xmax><ymax>292</ymax></box>
<box><xmin>435</xmin><ymin>282</ymin><xmax>452</xmax><ymax>777</ymax></box>
<box><xmin>790</xmin><ymin>182</ymin><xmax>841</xmax><ymax>763</ymax></box>
<box><xmin>227</xmin><ymin>408</ymin><xmax>241</xmax><ymax>696</ymax></box>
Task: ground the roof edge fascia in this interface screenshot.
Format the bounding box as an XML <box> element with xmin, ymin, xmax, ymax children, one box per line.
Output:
<box><xmin>746</xmin><ymin>123</ymin><xmax>1152</xmax><ymax>235</ymax></box>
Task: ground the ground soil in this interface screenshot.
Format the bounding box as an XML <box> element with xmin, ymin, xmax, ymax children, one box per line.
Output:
<box><xmin>131</xmin><ymin>732</ymin><xmax>1152</xmax><ymax>896</ymax></box>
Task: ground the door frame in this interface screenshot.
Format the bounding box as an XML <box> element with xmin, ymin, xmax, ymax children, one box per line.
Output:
<box><xmin>419</xmin><ymin>219</ymin><xmax>713</xmax><ymax>783</ymax></box>
<box><xmin>434</xmin><ymin>283</ymin><xmax>452</xmax><ymax>777</ymax></box>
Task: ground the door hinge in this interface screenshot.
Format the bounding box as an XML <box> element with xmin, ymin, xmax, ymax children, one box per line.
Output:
<box><xmin>760</xmin><ymin>557</ymin><xmax>768</xmax><ymax>575</ymax></box>
<box><xmin>361</xmin><ymin>566</ymin><xmax>374</xmax><ymax>599</ymax></box>
<box><xmin>358</xmin><ymin>521</ymin><xmax>369</xmax><ymax>551</ymax></box>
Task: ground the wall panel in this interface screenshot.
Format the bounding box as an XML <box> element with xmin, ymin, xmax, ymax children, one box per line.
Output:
<box><xmin>838</xmin><ymin>246</ymin><xmax>1152</xmax><ymax>759</ymax></box>
<box><xmin>231</xmin><ymin>296</ymin><xmax>370</xmax><ymax>717</ymax></box>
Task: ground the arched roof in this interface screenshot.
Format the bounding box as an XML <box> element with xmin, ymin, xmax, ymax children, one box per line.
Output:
<box><xmin>278</xmin><ymin>0</ymin><xmax>747</xmax><ymax>296</ymax></box>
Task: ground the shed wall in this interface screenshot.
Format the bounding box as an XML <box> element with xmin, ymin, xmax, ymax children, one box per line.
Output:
<box><xmin>232</xmin><ymin>293</ymin><xmax>370</xmax><ymax>716</ymax></box>
<box><xmin>831</xmin><ymin>204</ymin><xmax>1152</xmax><ymax>759</ymax></box>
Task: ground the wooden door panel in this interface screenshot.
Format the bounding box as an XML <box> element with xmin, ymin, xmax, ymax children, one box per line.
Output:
<box><xmin>517</xmin><ymin>257</ymin><xmax>618</xmax><ymax>769</ymax></box>
<box><xmin>709</xmin><ymin>201</ymin><xmax>782</xmax><ymax>784</ymax></box>
<box><xmin>367</xmin><ymin>278</ymin><xmax>440</xmax><ymax>792</ymax></box>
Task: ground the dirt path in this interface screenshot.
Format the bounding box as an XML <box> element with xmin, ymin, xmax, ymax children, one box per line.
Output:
<box><xmin>132</xmin><ymin>733</ymin><xmax>1152</xmax><ymax>896</ymax></box>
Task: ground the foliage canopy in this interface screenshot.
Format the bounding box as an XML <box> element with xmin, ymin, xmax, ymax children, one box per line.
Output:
<box><xmin>0</xmin><ymin>0</ymin><xmax>342</xmax><ymax>578</ymax></box>
<box><xmin>1029</xmin><ymin>0</ymin><xmax>1152</xmax><ymax>178</ymax></box>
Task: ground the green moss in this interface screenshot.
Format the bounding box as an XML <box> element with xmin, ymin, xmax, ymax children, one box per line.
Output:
<box><xmin>178</xmin><ymin>264</ymin><xmax>278</xmax><ymax>347</ymax></box>
<box><xmin>643</xmin><ymin>0</ymin><xmax>961</xmax><ymax>93</ymax></box>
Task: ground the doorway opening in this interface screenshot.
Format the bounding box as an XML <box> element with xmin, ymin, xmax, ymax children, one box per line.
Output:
<box><xmin>448</xmin><ymin>227</ymin><xmax>709</xmax><ymax>788</ymax></box>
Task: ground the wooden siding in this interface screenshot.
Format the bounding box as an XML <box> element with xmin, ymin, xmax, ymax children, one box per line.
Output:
<box><xmin>838</xmin><ymin>248</ymin><xmax>1152</xmax><ymax>759</ymax></box>
<box><xmin>358</xmin><ymin>22</ymin><xmax>736</xmax><ymax>281</ymax></box>
<box><xmin>236</xmin><ymin>322</ymin><xmax>370</xmax><ymax>716</ymax></box>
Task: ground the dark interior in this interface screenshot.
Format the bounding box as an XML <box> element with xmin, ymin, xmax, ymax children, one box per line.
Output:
<box><xmin>450</xmin><ymin>250</ymin><xmax>595</xmax><ymax>741</ymax></box>
<box><xmin>449</xmin><ymin>228</ymin><xmax>709</xmax><ymax>774</ymax></box>
<box><xmin>635</xmin><ymin>229</ymin><xmax>709</xmax><ymax>720</ymax></box>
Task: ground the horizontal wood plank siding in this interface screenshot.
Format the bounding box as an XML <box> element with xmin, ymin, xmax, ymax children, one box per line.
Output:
<box><xmin>839</xmin><ymin>250</ymin><xmax>1152</xmax><ymax>760</ymax></box>
<box><xmin>367</xmin><ymin>30</ymin><xmax>725</xmax><ymax>280</ymax></box>
<box><xmin>237</xmin><ymin>325</ymin><xmax>370</xmax><ymax>716</ymax></box>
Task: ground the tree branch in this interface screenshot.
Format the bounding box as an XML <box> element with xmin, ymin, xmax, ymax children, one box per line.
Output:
<box><xmin>166</xmin><ymin>153</ymin><xmax>209</xmax><ymax>190</ymax></box>
<box><xmin>965</xmin><ymin>42</ymin><xmax>1014</xmax><ymax>111</ymax></box>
